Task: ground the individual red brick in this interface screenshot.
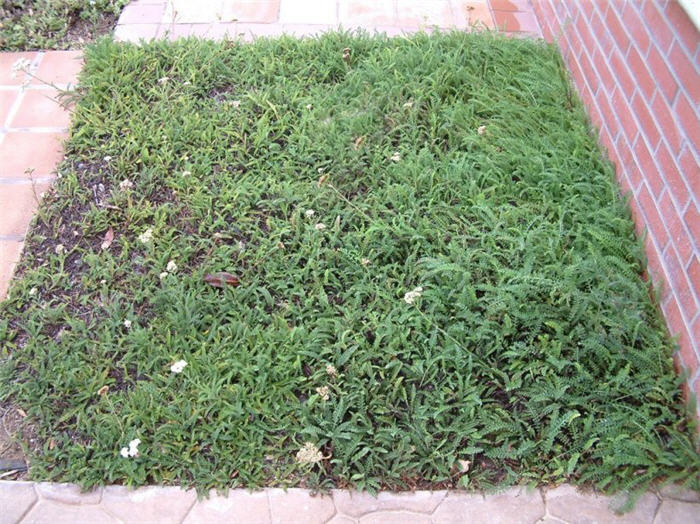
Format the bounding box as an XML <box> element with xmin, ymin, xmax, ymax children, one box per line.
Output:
<box><xmin>664</xmin><ymin>0</ymin><xmax>700</xmax><ymax>57</ymax></box>
<box><xmin>685</xmin><ymin>204</ymin><xmax>700</xmax><ymax>251</ymax></box>
<box><xmin>620</xmin><ymin>2</ymin><xmax>650</xmax><ymax>54</ymax></box>
<box><xmin>663</xmin><ymin>297</ymin><xmax>698</xmax><ymax>372</ymax></box>
<box><xmin>634</xmin><ymin>136</ymin><xmax>663</xmax><ymax>196</ymax></box>
<box><xmin>642</xmin><ymin>0</ymin><xmax>674</xmax><ymax>53</ymax></box>
<box><xmin>574</xmin><ymin>12</ymin><xmax>597</xmax><ymax>56</ymax></box>
<box><xmin>578</xmin><ymin>49</ymin><xmax>598</xmax><ymax>96</ymax></box>
<box><xmin>668</xmin><ymin>41</ymin><xmax>700</xmax><ymax>105</ymax></box>
<box><xmin>663</xmin><ymin>244</ymin><xmax>699</xmax><ymax>319</ymax></box>
<box><xmin>688</xmin><ymin>255</ymin><xmax>700</xmax><ymax>304</ymax></box>
<box><xmin>647</xmin><ymin>45</ymin><xmax>679</xmax><ymax>103</ymax></box>
<box><xmin>637</xmin><ymin>182</ymin><xmax>670</xmax><ymax>248</ymax></box>
<box><xmin>617</xmin><ymin>133</ymin><xmax>643</xmax><ymax>190</ymax></box>
<box><xmin>643</xmin><ymin>233</ymin><xmax>666</xmax><ymax>287</ymax></box>
<box><xmin>489</xmin><ymin>0</ymin><xmax>531</xmax><ymax>11</ymax></box>
<box><xmin>678</xmin><ymin>147</ymin><xmax>700</xmax><ymax>201</ymax></box>
<box><xmin>596</xmin><ymin>89</ymin><xmax>618</xmax><ymax>136</ymax></box>
<box><xmin>609</xmin><ymin>49</ymin><xmax>636</xmax><ymax>99</ymax></box>
<box><xmin>674</xmin><ymin>93</ymin><xmax>700</xmax><ymax>147</ymax></box>
<box><xmin>599</xmin><ymin>124</ymin><xmax>616</xmax><ymax>159</ymax></box>
<box><xmin>591</xmin><ymin>48</ymin><xmax>615</xmax><ymax>93</ymax></box>
<box><xmin>626</xmin><ymin>44</ymin><xmax>656</xmax><ymax>99</ymax></box>
<box><xmin>656</xmin><ymin>142</ymin><xmax>690</xmax><ymax>209</ymax></box>
<box><xmin>652</xmin><ymin>92</ymin><xmax>684</xmax><ymax>155</ymax></box>
<box><xmin>563</xmin><ymin>22</ymin><xmax>583</xmax><ymax>60</ymax></box>
<box><xmin>32</xmin><ymin>51</ymin><xmax>82</xmax><ymax>86</ymax></box>
<box><xmin>590</xmin><ymin>10</ymin><xmax>613</xmax><ymax>57</ymax></box>
<box><xmin>631</xmin><ymin>92</ymin><xmax>660</xmax><ymax>150</ymax></box>
<box><xmin>605</xmin><ymin>3</ymin><xmax>630</xmax><ymax>53</ymax></box>
<box><xmin>612</xmin><ymin>88</ymin><xmax>639</xmax><ymax>143</ymax></box>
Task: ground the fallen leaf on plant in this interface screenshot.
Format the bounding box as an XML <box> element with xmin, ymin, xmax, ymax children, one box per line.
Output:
<box><xmin>204</xmin><ymin>272</ymin><xmax>240</xmax><ymax>288</ymax></box>
<box><xmin>49</xmin><ymin>438</ymin><xmax>56</xmax><ymax>450</ymax></box>
<box><xmin>317</xmin><ymin>174</ymin><xmax>328</xmax><ymax>187</ymax></box>
<box><xmin>16</xmin><ymin>408</ymin><xmax>26</xmax><ymax>418</ymax></box>
<box><xmin>97</xmin><ymin>385</ymin><xmax>109</xmax><ymax>396</ymax></box>
<box><xmin>101</xmin><ymin>228</ymin><xmax>114</xmax><ymax>250</ymax></box>
<box><xmin>353</xmin><ymin>136</ymin><xmax>365</xmax><ymax>150</ymax></box>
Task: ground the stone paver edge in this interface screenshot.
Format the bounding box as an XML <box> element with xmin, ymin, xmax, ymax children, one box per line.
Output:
<box><xmin>3</xmin><ymin>480</ymin><xmax>700</xmax><ymax>523</ymax></box>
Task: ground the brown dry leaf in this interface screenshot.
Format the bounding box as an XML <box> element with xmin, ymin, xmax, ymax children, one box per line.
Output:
<box><xmin>317</xmin><ymin>174</ymin><xmax>328</xmax><ymax>188</ymax></box>
<box><xmin>16</xmin><ymin>408</ymin><xmax>26</xmax><ymax>418</ymax></box>
<box><xmin>101</xmin><ymin>228</ymin><xmax>114</xmax><ymax>250</ymax></box>
<box><xmin>49</xmin><ymin>438</ymin><xmax>56</xmax><ymax>450</ymax></box>
<box><xmin>204</xmin><ymin>272</ymin><xmax>241</xmax><ymax>288</ymax></box>
<box><xmin>353</xmin><ymin>136</ymin><xmax>365</xmax><ymax>150</ymax></box>
<box><xmin>97</xmin><ymin>385</ymin><xmax>109</xmax><ymax>396</ymax></box>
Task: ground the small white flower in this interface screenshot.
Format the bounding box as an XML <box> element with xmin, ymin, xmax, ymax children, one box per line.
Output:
<box><xmin>306</xmin><ymin>104</ymin><xmax>312</xmax><ymax>110</ymax></box>
<box><xmin>391</xmin><ymin>151</ymin><xmax>401</xmax><ymax>162</ymax></box>
<box><xmin>182</xmin><ymin>170</ymin><xmax>191</xmax><ymax>177</ymax></box>
<box><xmin>296</xmin><ymin>442</ymin><xmax>323</xmax><ymax>464</ymax></box>
<box><xmin>54</xmin><ymin>244</ymin><xmax>65</xmax><ymax>255</ymax></box>
<box><xmin>403</xmin><ymin>101</ymin><xmax>413</xmax><ymax>108</ymax></box>
<box><xmin>159</xmin><ymin>271</ymin><xmax>169</xmax><ymax>280</ymax></box>
<box><xmin>120</xmin><ymin>438</ymin><xmax>141</xmax><ymax>458</ymax></box>
<box><xmin>305</xmin><ymin>209</ymin><xmax>315</xmax><ymax>218</ymax></box>
<box><xmin>170</xmin><ymin>359</ymin><xmax>187</xmax><ymax>373</ymax></box>
<box><xmin>103</xmin><ymin>155</ymin><xmax>112</xmax><ymax>162</ymax></box>
<box><xmin>314</xmin><ymin>223</ymin><xmax>326</xmax><ymax>231</ymax></box>
<box><xmin>10</xmin><ymin>58</ymin><xmax>30</xmax><ymax>78</ymax></box>
<box><xmin>325</xmin><ymin>364</ymin><xmax>337</xmax><ymax>377</ymax></box>
<box><xmin>403</xmin><ymin>286</ymin><xmax>423</xmax><ymax>305</ymax></box>
<box><xmin>123</xmin><ymin>319</ymin><xmax>132</xmax><ymax>329</ymax></box>
<box><xmin>183</xmin><ymin>81</ymin><xmax>191</xmax><ymax>86</ymax></box>
<box><xmin>477</xmin><ymin>125</ymin><xmax>486</xmax><ymax>135</ymax></box>
<box><xmin>158</xmin><ymin>76</ymin><xmax>169</xmax><ymax>84</ymax></box>
<box><xmin>361</xmin><ymin>257</ymin><xmax>370</xmax><ymax>266</ymax></box>
<box><xmin>138</xmin><ymin>228</ymin><xmax>153</xmax><ymax>244</ymax></box>
<box><xmin>230</xmin><ymin>100</ymin><xmax>241</xmax><ymax>108</ymax></box>
<box><xmin>119</xmin><ymin>179</ymin><xmax>133</xmax><ymax>190</ymax></box>
<box><xmin>316</xmin><ymin>386</ymin><xmax>330</xmax><ymax>401</ymax></box>
<box><xmin>166</xmin><ymin>260</ymin><xmax>177</xmax><ymax>272</ymax></box>
<box><xmin>28</xmin><ymin>287</ymin><xmax>37</xmax><ymax>296</ymax></box>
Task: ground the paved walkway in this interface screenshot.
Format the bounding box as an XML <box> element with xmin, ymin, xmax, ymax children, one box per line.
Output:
<box><xmin>3</xmin><ymin>481</ymin><xmax>700</xmax><ymax>523</ymax></box>
<box><xmin>0</xmin><ymin>50</ymin><xmax>82</xmax><ymax>300</ymax></box>
<box><xmin>114</xmin><ymin>0</ymin><xmax>540</xmax><ymax>42</ymax></box>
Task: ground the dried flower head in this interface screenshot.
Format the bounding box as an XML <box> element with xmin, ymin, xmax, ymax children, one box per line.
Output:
<box><xmin>305</xmin><ymin>209</ymin><xmax>315</xmax><ymax>218</ymax></box>
<box><xmin>361</xmin><ymin>258</ymin><xmax>370</xmax><ymax>266</ymax></box>
<box><xmin>316</xmin><ymin>385</ymin><xmax>330</xmax><ymax>400</ymax></box>
<box><xmin>123</xmin><ymin>319</ymin><xmax>132</xmax><ymax>329</ymax></box>
<box><xmin>119</xmin><ymin>179</ymin><xmax>133</xmax><ymax>190</ymax></box>
<box><xmin>54</xmin><ymin>244</ymin><xmax>65</xmax><ymax>255</ymax></box>
<box><xmin>166</xmin><ymin>260</ymin><xmax>178</xmax><ymax>272</ymax></box>
<box><xmin>296</xmin><ymin>442</ymin><xmax>323</xmax><ymax>464</ymax></box>
<box><xmin>477</xmin><ymin>125</ymin><xmax>486</xmax><ymax>135</ymax></box>
<box><xmin>391</xmin><ymin>151</ymin><xmax>401</xmax><ymax>162</ymax></box>
<box><xmin>403</xmin><ymin>286</ymin><xmax>423</xmax><ymax>305</ymax></box>
<box><xmin>315</xmin><ymin>223</ymin><xmax>326</xmax><ymax>231</ymax></box>
<box><xmin>159</xmin><ymin>271</ymin><xmax>169</xmax><ymax>280</ymax></box>
<box><xmin>403</xmin><ymin>101</ymin><xmax>413</xmax><ymax>108</ymax></box>
<box><xmin>28</xmin><ymin>287</ymin><xmax>37</xmax><ymax>296</ymax></box>
<box><xmin>325</xmin><ymin>364</ymin><xmax>337</xmax><ymax>377</ymax></box>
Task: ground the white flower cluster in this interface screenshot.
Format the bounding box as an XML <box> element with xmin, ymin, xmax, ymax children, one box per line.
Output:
<box><xmin>170</xmin><ymin>359</ymin><xmax>187</xmax><ymax>373</ymax></box>
<box><xmin>120</xmin><ymin>438</ymin><xmax>141</xmax><ymax>458</ymax></box>
<box><xmin>403</xmin><ymin>286</ymin><xmax>423</xmax><ymax>305</ymax></box>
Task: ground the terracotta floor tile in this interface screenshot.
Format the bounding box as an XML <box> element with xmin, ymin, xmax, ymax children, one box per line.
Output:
<box><xmin>0</xmin><ymin>90</ymin><xmax>20</xmax><ymax>127</ymax></box>
<box><xmin>32</xmin><ymin>51</ymin><xmax>83</xmax><ymax>86</ymax></box>
<box><xmin>118</xmin><ymin>2</ymin><xmax>166</xmax><ymax>24</ymax></box>
<box><xmin>279</xmin><ymin>0</ymin><xmax>337</xmax><ymax>24</ymax></box>
<box><xmin>488</xmin><ymin>0</ymin><xmax>531</xmax><ymax>11</ymax></box>
<box><xmin>338</xmin><ymin>0</ymin><xmax>396</xmax><ymax>27</ymax></box>
<box><xmin>396</xmin><ymin>0</ymin><xmax>454</xmax><ymax>27</ymax></box>
<box><xmin>114</xmin><ymin>23</ymin><xmax>160</xmax><ymax>42</ymax></box>
<box><xmin>222</xmin><ymin>0</ymin><xmax>281</xmax><ymax>23</ymax></box>
<box><xmin>452</xmin><ymin>1</ymin><xmax>494</xmax><ymax>29</ymax></box>
<box><xmin>166</xmin><ymin>0</ymin><xmax>225</xmax><ymax>23</ymax></box>
<box><xmin>492</xmin><ymin>10</ymin><xmax>539</xmax><ymax>32</ymax></box>
<box><xmin>0</xmin><ymin>52</ymin><xmax>38</xmax><ymax>86</ymax></box>
<box><xmin>9</xmin><ymin>89</ymin><xmax>71</xmax><ymax>129</ymax></box>
<box><xmin>0</xmin><ymin>239</ymin><xmax>24</xmax><ymax>300</ymax></box>
<box><xmin>0</xmin><ymin>181</ymin><xmax>51</xmax><ymax>237</ymax></box>
<box><xmin>0</xmin><ymin>132</ymin><xmax>67</xmax><ymax>178</ymax></box>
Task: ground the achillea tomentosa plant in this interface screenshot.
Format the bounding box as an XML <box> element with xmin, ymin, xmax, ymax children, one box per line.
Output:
<box><xmin>0</xmin><ymin>32</ymin><xmax>698</xmax><ymax>505</ymax></box>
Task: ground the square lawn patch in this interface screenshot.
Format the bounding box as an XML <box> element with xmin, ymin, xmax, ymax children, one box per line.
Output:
<box><xmin>1</xmin><ymin>32</ymin><xmax>698</xmax><ymax>495</ymax></box>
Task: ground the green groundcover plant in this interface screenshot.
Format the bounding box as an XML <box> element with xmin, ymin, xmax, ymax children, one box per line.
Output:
<box><xmin>0</xmin><ymin>0</ymin><xmax>128</xmax><ymax>50</ymax></box>
<box><xmin>1</xmin><ymin>32</ymin><xmax>698</xmax><ymax>500</ymax></box>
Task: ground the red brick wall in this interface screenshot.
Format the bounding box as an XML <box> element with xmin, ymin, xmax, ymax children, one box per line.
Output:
<box><xmin>531</xmin><ymin>0</ymin><xmax>700</xmax><ymax>410</ymax></box>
